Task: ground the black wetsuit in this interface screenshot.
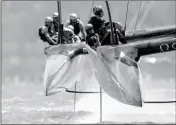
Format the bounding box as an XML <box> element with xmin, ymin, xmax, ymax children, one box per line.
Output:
<box><xmin>88</xmin><ymin>16</ymin><xmax>105</xmax><ymax>35</ymax></box>
<box><xmin>86</xmin><ymin>33</ymin><xmax>100</xmax><ymax>50</ymax></box>
<box><xmin>38</xmin><ymin>25</ymin><xmax>53</xmax><ymax>45</ymax></box>
<box><xmin>53</xmin><ymin>22</ymin><xmax>58</xmax><ymax>33</ymax></box>
<box><xmin>69</xmin><ymin>21</ymin><xmax>80</xmax><ymax>35</ymax></box>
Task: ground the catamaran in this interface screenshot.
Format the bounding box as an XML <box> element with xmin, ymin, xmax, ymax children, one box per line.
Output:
<box><xmin>43</xmin><ymin>1</ymin><xmax>176</xmax><ymax>122</ymax></box>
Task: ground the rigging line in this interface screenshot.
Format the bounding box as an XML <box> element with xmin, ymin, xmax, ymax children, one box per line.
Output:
<box><xmin>124</xmin><ymin>0</ymin><xmax>130</xmax><ymax>31</ymax></box>
<box><xmin>133</xmin><ymin>0</ymin><xmax>143</xmax><ymax>35</ymax></box>
<box><xmin>87</xmin><ymin>1</ymin><xmax>95</xmax><ymax>22</ymax></box>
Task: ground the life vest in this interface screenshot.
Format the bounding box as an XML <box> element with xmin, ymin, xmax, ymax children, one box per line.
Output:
<box><xmin>69</xmin><ymin>21</ymin><xmax>80</xmax><ymax>35</ymax></box>
<box><xmin>88</xmin><ymin>16</ymin><xmax>105</xmax><ymax>35</ymax></box>
<box><xmin>52</xmin><ymin>22</ymin><xmax>58</xmax><ymax>33</ymax></box>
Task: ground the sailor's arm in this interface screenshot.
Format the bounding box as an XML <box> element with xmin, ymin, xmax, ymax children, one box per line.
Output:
<box><xmin>45</xmin><ymin>33</ymin><xmax>58</xmax><ymax>45</ymax></box>
<box><xmin>78</xmin><ymin>20</ymin><xmax>86</xmax><ymax>41</ymax></box>
<box><xmin>94</xmin><ymin>33</ymin><xmax>101</xmax><ymax>46</ymax></box>
<box><xmin>42</xmin><ymin>26</ymin><xmax>57</xmax><ymax>45</ymax></box>
<box><xmin>65</xmin><ymin>20</ymin><xmax>70</xmax><ymax>27</ymax></box>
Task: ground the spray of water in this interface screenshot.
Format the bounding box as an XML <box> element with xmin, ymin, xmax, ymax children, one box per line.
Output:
<box><xmin>74</xmin><ymin>92</ymin><xmax>175</xmax><ymax>123</ymax></box>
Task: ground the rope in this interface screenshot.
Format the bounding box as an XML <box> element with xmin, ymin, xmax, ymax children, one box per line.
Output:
<box><xmin>87</xmin><ymin>1</ymin><xmax>95</xmax><ymax>22</ymax></box>
<box><xmin>124</xmin><ymin>0</ymin><xmax>130</xmax><ymax>31</ymax></box>
<box><xmin>133</xmin><ymin>0</ymin><xmax>143</xmax><ymax>35</ymax></box>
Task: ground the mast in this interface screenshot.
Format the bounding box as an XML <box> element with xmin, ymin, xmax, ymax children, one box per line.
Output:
<box><xmin>57</xmin><ymin>1</ymin><xmax>63</xmax><ymax>44</ymax></box>
<box><xmin>105</xmin><ymin>1</ymin><xmax>115</xmax><ymax>45</ymax></box>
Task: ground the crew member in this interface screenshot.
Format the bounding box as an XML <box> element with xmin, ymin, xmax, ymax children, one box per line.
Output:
<box><xmin>52</xmin><ymin>12</ymin><xmax>60</xmax><ymax>34</ymax></box>
<box><xmin>88</xmin><ymin>5</ymin><xmax>106</xmax><ymax>36</ymax></box>
<box><xmin>38</xmin><ymin>16</ymin><xmax>57</xmax><ymax>45</ymax></box>
<box><xmin>113</xmin><ymin>22</ymin><xmax>127</xmax><ymax>44</ymax></box>
<box><xmin>85</xmin><ymin>23</ymin><xmax>101</xmax><ymax>50</ymax></box>
<box><xmin>65</xmin><ymin>13</ymin><xmax>86</xmax><ymax>41</ymax></box>
<box><xmin>51</xmin><ymin>26</ymin><xmax>81</xmax><ymax>44</ymax></box>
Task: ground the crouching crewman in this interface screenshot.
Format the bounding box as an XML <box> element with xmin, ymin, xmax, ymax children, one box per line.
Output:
<box><xmin>38</xmin><ymin>16</ymin><xmax>57</xmax><ymax>45</ymax></box>
<box><xmin>85</xmin><ymin>23</ymin><xmax>101</xmax><ymax>50</ymax></box>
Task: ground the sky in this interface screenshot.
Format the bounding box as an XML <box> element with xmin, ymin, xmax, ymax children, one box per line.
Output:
<box><xmin>1</xmin><ymin>1</ymin><xmax>176</xmax><ymax>100</ymax></box>
<box><xmin>2</xmin><ymin>1</ymin><xmax>176</xmax><ymax>43</ymax></box>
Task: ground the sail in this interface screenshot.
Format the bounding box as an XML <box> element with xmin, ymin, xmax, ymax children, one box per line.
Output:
<box><xmin>43</xmin><ymin>43</ymin><xmax>143</xmax><ymax>107</ymax></box>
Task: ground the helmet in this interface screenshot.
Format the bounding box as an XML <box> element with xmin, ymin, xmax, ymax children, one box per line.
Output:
<box><xmin>45</xmin><ymin>16</ymin><xmax>53</xmax><ymax>23</ymax></box>
<box><xmin>67</xmin><ymin>25</ymin><xmax>74</xmax><ymax>31</ymax></box>
<box><xmin>64</xmin><ymin>27</ymin><xmax>74</xmax><ymax>35</ymax></box>
<box><xmin>63</xmin><ymin>27</ymin><xmax>74</xmax><ymax>41</ymax></box>
<box><xmin>69</xmin><ymin>13</ymin><xmax>78</xmax><ymax>20</ymax></box>
<box><xmin>93</xmin><ymin>5</ymin><xmax>104</xmax><ymax>17</ymax></box>
<box><xmin>85</xmin><ymin>24</ymin><xmax>93</xmax><ymax>31</ymax></box>
<box><xmin>53</xmin><ymin>12</ymin><xmax>59</xmax><ymax>18</ymax></box>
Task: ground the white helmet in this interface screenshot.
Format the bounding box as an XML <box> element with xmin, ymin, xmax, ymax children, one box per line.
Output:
<box><xmin>63</xmin><ymin>27</ymin><xmax>74</xmax><ymax>42</ymax></box>
<box><xmin>53</xmin><ymin>12</ymin><xmax>59</xmax><ymax>18</ymax></box>
<box><xmin>69</xmin><ymin>13</ymin><xmax>78</xmax><ymax>20</ymax></box>
<box><xmin>45</xmin><ymin>16</ymin><xmax>53</xmax><ymax>22</ymax></box>
<box><xmin>65</xmin><ymin>27</ymin><xmax>74</xmax><ymax>35</ymax></box>
<box><xmin>67</xmin><ymin>25</ymin><xmax>74</xmax><ymax>31</ymax></box>
<box><xmin>85</xmin><ymin>23</ymin><xmax>93</xmax><ymax>31</ymax></box>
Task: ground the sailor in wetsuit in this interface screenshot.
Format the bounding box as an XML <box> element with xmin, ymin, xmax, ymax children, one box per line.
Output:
<box><xmin>88</xmin><ymin>5</ymin><xmax>106</xmax><ymax>39</ymax></box>
<box><xmin>38</xmin><ymin>16</ymin><xmax>57</xmax><ymax>45</ymax></box>
<box><xmin>103</xmin><ymin>21</ymin><xmax>127</xmax><ymax>45</ymax></box>
<box><xmin>64</xmin><ymin>25</ymin><xmax>81</xmax><ymax>43</ymax></box>
<box><xmin>51</xmin><ymin>26</ymin><xmax>81</xmax><ymax>44</ymax></box>
<box><xmin>52</xmin><ymin>12</ymin><xmax>59</xmax><ymax>35</ymax></box>
<box><xmin>85</xmin><ymin>23</ymin><xmax>101</xmax><ymax>50</ymax></box>
<box><xmin>88</xmin><ymin>5</ymin><xmax>127</xmax><ymax>45</ymax></box>
<box><xmin>113</xmin><ymin>22</ymin><xmax>127</xmax><ymax>44</ymax></box>
<box><xmin>65</xmin><ymin>13</ymin><xmax>86</xmax><ymax>42</ymax></box>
